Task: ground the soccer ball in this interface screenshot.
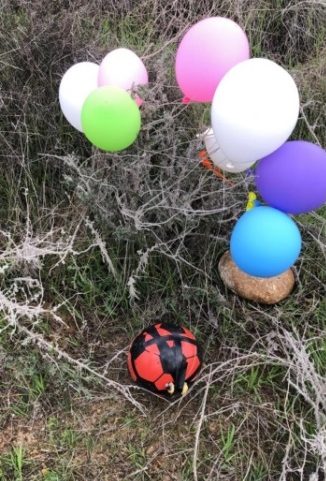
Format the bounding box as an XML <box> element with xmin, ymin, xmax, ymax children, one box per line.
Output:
<box><xmin>127</xmin><ymin>322</ymin><xmax>202</xmax><ymax>396</ymax></box>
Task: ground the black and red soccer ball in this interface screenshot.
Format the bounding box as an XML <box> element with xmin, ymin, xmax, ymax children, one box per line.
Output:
<box><xmin>127</xmin><ymin>322</ymin><xmax>202</xmax><ymax>396</ymax></box>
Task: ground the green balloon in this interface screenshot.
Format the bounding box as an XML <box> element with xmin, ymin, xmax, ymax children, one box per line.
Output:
<box><xmin>81</xmin><ymin>86</ymin><xmax>141</xmax><ymax>152</ymax></box>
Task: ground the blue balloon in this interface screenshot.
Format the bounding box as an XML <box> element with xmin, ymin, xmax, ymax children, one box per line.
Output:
<box><xmin>230</xmin><ymin>206</ymin><xmax>302</xmax><ymax>277</ymax></box>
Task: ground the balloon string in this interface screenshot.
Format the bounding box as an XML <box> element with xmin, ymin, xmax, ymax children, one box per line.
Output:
<box><xmin>198</xmin><ymin>150</ymin><xmax>234</xmax><ymax>186</ymax></box>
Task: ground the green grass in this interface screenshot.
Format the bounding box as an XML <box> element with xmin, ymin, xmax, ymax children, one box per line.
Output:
<box><xmin>0</xmin><ymin>446</ymin><xmax>25</xmax><ymax>481</ymax></box>
<box><xmin>220</xmin><ymin>424</ymin><xmax>236</xmax><ymax>464</ymax></box>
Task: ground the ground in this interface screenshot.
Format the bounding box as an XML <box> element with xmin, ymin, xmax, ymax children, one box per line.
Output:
<box><xmin>0</xmin><ymin>0</ymin><xmax>326</xmax><ymax>480</ymax></box>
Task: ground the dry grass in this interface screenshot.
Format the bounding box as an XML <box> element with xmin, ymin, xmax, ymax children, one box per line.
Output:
<box><xmin>0</xmin><ymin>0</ymin><xmax>326</xmax><ymax>480</ymax></box>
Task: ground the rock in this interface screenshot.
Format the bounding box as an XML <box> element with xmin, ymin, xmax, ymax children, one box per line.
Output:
<box><xmin>218</xmin><ymin>251</ymin><xmax>295</xmax><ymax>305</ymax></box>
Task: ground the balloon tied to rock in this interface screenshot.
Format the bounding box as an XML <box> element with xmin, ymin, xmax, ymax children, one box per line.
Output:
<box><xmin>172</xmin><ymin>16</ymin><xmax>325</xmax><ymax>303</ymax></box>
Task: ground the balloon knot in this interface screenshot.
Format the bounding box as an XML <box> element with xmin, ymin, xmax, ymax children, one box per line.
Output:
<box><xmin>198</xmin><ymin>150</ymin><xmax>234</xmax><ymax>186</ymax></box>
<box><xmin>182</xmin><ymin>96</ymin><xmax>191</xmax><ymax>104</ymax></box>
<box><xmin>246</xmin><ymin>192</ymin><xmax>257</xmax><ymax>211</ymax></box>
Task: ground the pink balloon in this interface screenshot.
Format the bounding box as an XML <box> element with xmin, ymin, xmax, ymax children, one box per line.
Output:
<box><xmin>98</xmin><ymin>48</ymin><xmax>148</xmax><ymax>105</ymax></box>
<box><xmin>175</xmin><ymin>17</ymin><xmax>250</xmax><ymax>103</ymax></box>
<box><xmin>134</xmin><ymin>94</ymin><xmax>143</xmax><ymax>107</ymax></box>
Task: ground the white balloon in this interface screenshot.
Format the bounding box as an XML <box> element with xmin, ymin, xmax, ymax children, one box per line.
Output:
<box><xmin>203</xmin><ymin>128</ymin><xmax>255</xmax><ymax>173</ymax></box>
<box><xmin>59</xmin><ymin>62</ymin><xmax>99</xmax><ymax>132</ymax></box>
<box><xmin>211</xmin><ymin>58</ymin><xmax>300</xmax><ymax>164</ymax></box>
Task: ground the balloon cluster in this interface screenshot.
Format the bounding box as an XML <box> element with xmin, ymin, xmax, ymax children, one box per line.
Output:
<box><xmin>175</xmin><ymin>17</ymin><xmax>326</xmax><ymax>279</ymax></box>
<box><xmin>59</xmin><ymin>48</ymin><xmax>148</xmax><ymax>152</ymax></box>
<box><xmin>58</xmin><ymin>18</ymin><xmax>326</xmax><ymax>282</ymax></box>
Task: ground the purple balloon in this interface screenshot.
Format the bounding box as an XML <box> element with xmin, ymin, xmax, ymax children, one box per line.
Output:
<box><xmin>255</xmin><ymin>141</ymin><xmax>326</xmax><ymax>214</ymax></box>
